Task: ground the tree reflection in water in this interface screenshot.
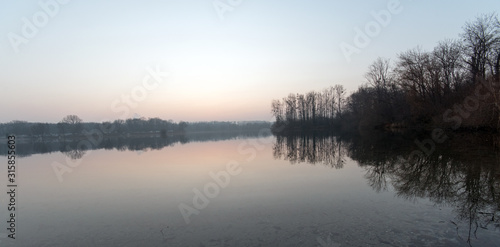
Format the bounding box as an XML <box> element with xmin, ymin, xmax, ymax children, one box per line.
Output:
<box><xmin>273</xmin><ymin>134</ymin><xmax>346</xmax><ymax>169</ymax></box>
<box><xmin>63</xmin><ymin>149</ymin><xmax>87</xmax><ymax>160</ymax></box>
<box><xmin>0</xmin><ymin>131</ymin><xmax>269</xmax><ymax>158</ymax></box>
<box><xmin>273</xmin><ymin>133</ymin><xmax>500</xmax><ymax>245</ymax></box>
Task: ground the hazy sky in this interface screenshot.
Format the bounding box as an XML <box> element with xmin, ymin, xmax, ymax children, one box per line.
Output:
<box><xmin>1</xmin><ymin>0</ymin><xmax>498</xmax><ymax>123</ymax></box>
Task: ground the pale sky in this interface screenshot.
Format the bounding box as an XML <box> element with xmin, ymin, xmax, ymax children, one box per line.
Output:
<box><xmin>1</xmin><ymin>0</ymin><xmax>499</xmax><ymax>123</ymax></box>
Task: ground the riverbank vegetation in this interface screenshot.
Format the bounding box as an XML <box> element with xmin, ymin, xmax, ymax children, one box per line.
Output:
<box><xmin>271</xmin><ymin>13</ymin><xmax>500</xmax><ymax>134</ymax></box>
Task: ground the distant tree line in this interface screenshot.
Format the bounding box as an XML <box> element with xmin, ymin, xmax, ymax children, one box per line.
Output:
<box><xmin>272</xmin><ymin>13</ymin><xmax>500</xmax><ymax>133</ymax></box>
<box><xmin>0</xmin><ymin>115</ymin><xmax>271</xmax><ymax>139</ymax></box>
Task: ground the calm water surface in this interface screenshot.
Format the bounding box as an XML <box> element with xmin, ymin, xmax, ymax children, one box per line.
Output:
<box><xmin>1</xmin><ymin>134</ymin><xmax>499</xmax><ymax>246</ymax></box>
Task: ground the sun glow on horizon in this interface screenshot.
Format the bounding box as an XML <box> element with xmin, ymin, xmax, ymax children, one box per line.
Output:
<box><xmin>1</xmin><ymin>1</ymin><xmax>498</xmax><ymax>122</ymax></box>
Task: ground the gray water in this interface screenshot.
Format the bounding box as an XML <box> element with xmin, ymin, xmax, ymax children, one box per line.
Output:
<box><xmin>1</xmin><ymin>134</ymin><xmax>499</xmax><ymax>246</ymax></box>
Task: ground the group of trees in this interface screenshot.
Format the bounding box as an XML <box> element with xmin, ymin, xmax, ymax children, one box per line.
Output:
<box><xmin>2</xmin><ymin>115</ymin><xmax>87</xmax><ymax>139</ymax></box>
<box><xmin>271</xmin><ymin>85</ymin><xmax>346</xmax><ymax>132</ymax></box>
<box><xmin>110</xmin><ymin>118</ymin><xmax>187</xmax><ymax>135</ymax></box>
<box><xmin>0</xmin><ymin>115</ymin><xmax>188</xmax><ymax>139</ymax></box>
<box><xmin>347</xmin><ymin>13</ymin><xmax>500</xmax><ymax>131</ymax></box>
<box><xmin>1</xmin><ymin>115</ymin><xmax>272</xmax><ymax>140</ymax></box>
<box><xmin>272</xmin><ymin>13</ymin><xmax>500</xmax><ymax>133</ymax></box>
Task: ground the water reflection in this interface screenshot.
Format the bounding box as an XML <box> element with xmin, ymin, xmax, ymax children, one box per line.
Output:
<box><xmin>273</xmin><ymin>133</ymin><xmax>500</xmax><ymax>245</ymax></box>
<box><xmin>63</xmin><ymin>149</ymin><xmax>87</xmax><ymax>160</ymax></box>
<box><xmin>273</xmin><ymin>134</ymin><xmax>346</xmax><ymax>169</ymax></box>
<box><xmin>0</xmin><ymin>131</ymin><xmax>270</xmax><ymax>159</ymax></box>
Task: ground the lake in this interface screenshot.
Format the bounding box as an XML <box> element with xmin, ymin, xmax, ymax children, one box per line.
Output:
<box><xmin>1</xmin><ymin>132</ymin><xmax>499</xmax><ymax>246</ymax></box>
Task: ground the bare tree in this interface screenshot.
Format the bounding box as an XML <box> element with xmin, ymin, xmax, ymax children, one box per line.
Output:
<box><xmin>297</xmin><ymin>93</ymin><xmax>307</xmax><ymax>125</ymax></box>
<box><xmin>271</xmin><ymin>100</ymin><xmax>284</xmax><ymax>124</ymax></box>
<box><xmin>328</xmin><ymin>86</ymin><xmax>336</xmax><ymax>120</ymax></box>
<box><xmin>396</xmin><ymin>47</ymin><xmax>432</xmax><ymax>100</ymax></box>
<box><xmin>334</xmin><ymin>85</ymin><xmax>346</xmax><ymax>117</ymax></box>
<box><xmin>306</xmin><ymin>91</ymin><xmax>316</xmax><ymax>124</ymax></box>
<box><xmin>62</xmin><ymin>115</ymin><xmax>82</xmax><ymax>125</ymax></box>
<box><xmin>284</xmin><ymin>94</ymin><xmax>297</xmax><ymax>123</ymax></box>
<box><xmin>433</xmin><ymin>39</ymin><xmax>466</xmax><ymax>92</ymax></box>
<box><xmin>365</xmin><ymin>57</ymin><xmax>392</xmax><ymax>90</ymax></box>
<box><xmin>461</xmin><ymin>13</ymin><xmax>500</xmax><ymax>80</ymax></box>
<box><xmin>61</xmin><ymin>115</ymin><xmax>83</xmax><ymax>135</ymax></box>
